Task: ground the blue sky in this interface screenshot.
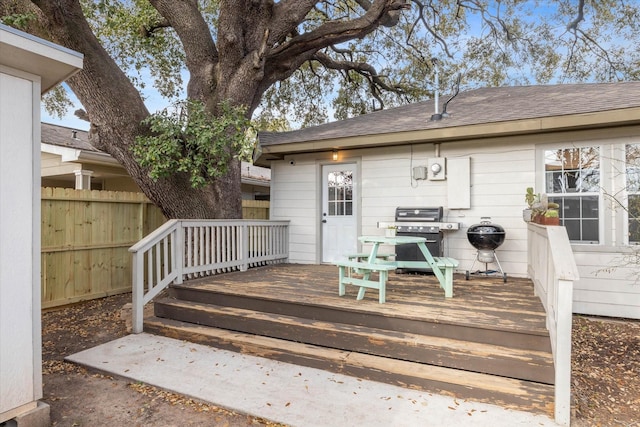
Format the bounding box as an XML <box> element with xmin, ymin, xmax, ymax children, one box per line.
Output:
<box><xmin>42</xmin><ymin>86</ymin><xmax>90</xmax><ymax>130</ymax></box>
<box><xmin>42</xmin><ymin>77</ymin><xmax>175</xmax><ymax>131</ymax></box>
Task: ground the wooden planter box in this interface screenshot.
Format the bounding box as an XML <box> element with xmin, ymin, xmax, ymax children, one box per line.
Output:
<box><xmin>533</xmin><ymin>214</ymin><xmax>560</xmax><ymax>226</ymax></box>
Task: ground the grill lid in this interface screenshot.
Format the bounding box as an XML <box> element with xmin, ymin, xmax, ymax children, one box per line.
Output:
<box><xmin>395</xmin><ymin>207</ymin><xmax>443</xmax><ymax>222</ymax></box>
<box><xmin>467</xmin><ymin>219</ymin><xmax>506</xmax><ymax>250</ymax></box>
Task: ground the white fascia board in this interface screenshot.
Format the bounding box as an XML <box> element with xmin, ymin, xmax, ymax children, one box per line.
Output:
<box><xmin>41</xmin><ymin>143</ymin><xmax>81</xmax><ymax>162</ymax></box>
<box><xmin>241</xmin><ymin>176</ymin><xmax>270</xmax><ymax>188</ymax></box>
<box><xmin>41</xmin><ymin>143</ymin><xmax>121</xmax><ymax>166</ymax></box>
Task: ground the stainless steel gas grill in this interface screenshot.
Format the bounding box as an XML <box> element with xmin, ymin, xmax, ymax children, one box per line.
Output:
<box><xmin>394</xmin><ymin>207</ymin><xmax>459</xmax><ymax>273</ymax></box>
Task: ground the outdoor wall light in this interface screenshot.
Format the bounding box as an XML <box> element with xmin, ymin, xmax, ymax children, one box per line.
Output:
<box><xmin>332</xmin><ymin>150</ymin><xmax>338</xmax><ymax>161</ymax></box>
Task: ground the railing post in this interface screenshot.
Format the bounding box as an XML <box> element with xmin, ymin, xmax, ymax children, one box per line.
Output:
<box><xmin>241</xmin><ymin>222</ymin><xmax>249</xmax><ymax>271</ymax></box>
<box><xmin>175</xmin><ymin>221</ymin><xmax>184</xmax><ymax>284</ymax></box>
<box><xmin>131</xmin><ymin>251</ymin><xmax>144</xmax><ymax>334</ymax></box>
<box><xmin>285</xmin><ymin>224</ymin><xmax>290</xmax><ymax>263</ymax></box>
<box><xmin>555</xmin><ymin>278</ymin><xmax>573</xmax><ymax>426</ymax></box>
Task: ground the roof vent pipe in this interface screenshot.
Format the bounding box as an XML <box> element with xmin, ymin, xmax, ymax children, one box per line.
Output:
<box><xmin>430</xmin><ymin>59</ymin><xmax>444</xmax><ymax>121</ymax></box>
<box><xmin>434</xmin><ymin>59</ymin><xmax>439</xmax><ymax>116</ymax></box>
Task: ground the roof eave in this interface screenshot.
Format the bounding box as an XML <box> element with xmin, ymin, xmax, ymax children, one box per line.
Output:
<box><xmin>42</xmin><ymin>142</ymin><xmax>122</xmax><ymax>166</ymax></box>
<box><xmin>0</xmin><ymin>23</ymin><xmax>83</xmax><ymax>94</ymax></box>
<box><xmin>256</xmin><ymin>107</ymin><xmax>640</xmax><ymax>165</ymax></box>
<box><xmin>241</xmin><ymin>176</ymin><xmax>270</xmax><ymax>187</ymax></box>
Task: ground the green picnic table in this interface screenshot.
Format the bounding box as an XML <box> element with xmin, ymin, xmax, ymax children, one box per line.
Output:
<box><xmin>335</xmin><ymin>235</ymin><xmax>458</xmax><ymax>303</ymax></box>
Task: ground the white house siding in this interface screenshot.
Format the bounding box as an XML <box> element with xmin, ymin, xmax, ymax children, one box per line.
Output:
<box><xmin>346</xmin><ymin>140</ymin><xmax>535</xmax><ymax>277</ymax></box>
<box><xmin>440</xmin><ymin>139</ymin><xmax>536</xmax><ymax>277</ymax></box>
<box><xmin>572</xmin><ymin>247</ymin><xmax>640</xmax><ymax>320</ymax></box>
<box><xmin>269</xmin><ymin>158</ymin><xmax>319</xmax><ymax>263</ymax></box>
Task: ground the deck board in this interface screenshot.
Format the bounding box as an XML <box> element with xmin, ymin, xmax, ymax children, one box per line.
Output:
<box><xmin>177</xmin><ymin>263</ymin><xmax>548</xmax><ymax>335</ymax></box>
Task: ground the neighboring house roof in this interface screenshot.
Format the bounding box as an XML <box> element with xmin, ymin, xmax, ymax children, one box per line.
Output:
<box><xmin>41</xmin><ymin>122</ymin><xmax>120</xmax><ymax>165</ymax></box>
<box><xmin>41</xmin><ymin>122</ymin><xmax>271</xmax><ymax>185</ymax></box>
<box><xmin>256</xmin><ymin>82</ymin><xmax>640</xmax><ymax>164</ymax></box>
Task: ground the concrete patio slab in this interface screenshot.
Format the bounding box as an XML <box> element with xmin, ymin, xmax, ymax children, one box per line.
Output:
<box><xmin>67</xmin><ymin>333</ymin><xmax>560</xmax><ymax>427</ymax></box>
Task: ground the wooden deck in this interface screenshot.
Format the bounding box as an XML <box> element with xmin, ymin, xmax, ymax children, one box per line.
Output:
<box><xmin>145</xmin><ymin>264</ymin><xmax>555</xmax><ymax>416</ymax></box>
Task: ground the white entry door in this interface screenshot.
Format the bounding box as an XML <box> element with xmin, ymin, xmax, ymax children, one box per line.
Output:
<box><xmin>322</xmin><ymin>163</ymin><xmax>358</xmax><ymax>263</ymax></box>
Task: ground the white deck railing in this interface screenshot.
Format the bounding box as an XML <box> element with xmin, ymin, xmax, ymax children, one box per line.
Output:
<box><xmin>129</xmin><ymin>219</ymin><xmax>289</xmax><ymax>334</ymax></box>
<box><xmin>527</xmin><ymin>223</ymin><xmax>579</xmax><ymax>426</ymax></box>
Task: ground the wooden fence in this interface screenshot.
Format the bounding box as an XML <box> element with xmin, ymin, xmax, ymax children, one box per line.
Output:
<box><xmin>40</xmin><ymin>188</ymin><xmax>270</xmax><ymax>308</ymax></box>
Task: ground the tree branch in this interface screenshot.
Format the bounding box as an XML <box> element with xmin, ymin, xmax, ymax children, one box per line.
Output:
<box><xmin>268</xmin><ymin>0</ymin><xmax>410</xmax><ymax>65</ymax></box>
<box><xmin>139</xmin><ymin>18</ymin><xmax>171</xmax><ymax>38</ymax></box>
<box><xmin>409</xmin><ymin>0</ymin><xmax>453</xmax><ymax>59</ymax></box>
<box><xmin>566</xmin><ymin>0</ymin><xmax>586</xmax><ymax>31</ymax></box>
<box><xmin>149</xmin><ymin>0</ymin><xmax>219</xmax><ymax>101</ymax></box>
<box><xmin>313</xmin><ymin>50</ymin><xmax>406</xmax><ymax>109</ymax></box>
<box><xmin>269</xmin><ymin>0</ymin><xmax>317</xmax><ymax>46</ymax></box>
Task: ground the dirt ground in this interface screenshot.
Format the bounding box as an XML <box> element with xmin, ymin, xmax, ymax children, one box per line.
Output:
<box><xmin>41</xmin><ymin>293</ymin><xmax>639</xmax><ymax>427</ymax></box>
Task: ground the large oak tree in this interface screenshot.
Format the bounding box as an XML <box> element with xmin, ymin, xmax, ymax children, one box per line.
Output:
<box><xmin>1</xmin><ymin>0</ymin><xmax>639</xmax><ymax>219</ymax></box>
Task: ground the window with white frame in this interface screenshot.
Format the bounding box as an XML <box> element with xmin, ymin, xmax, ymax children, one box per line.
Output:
<box><xmin>544</xmin><ymin>147</ymin><xmax>600</xmax><ymax>243</ymax></box>
<box><xmin>627</xmin><ymin>144</ymin><xmax>640</xmax><ymax>244</ymax></box>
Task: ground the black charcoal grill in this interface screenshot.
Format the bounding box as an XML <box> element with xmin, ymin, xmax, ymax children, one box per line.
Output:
<box><xmin>465</xmin><ymin>217</ymin><xmax>507</xmax><ymax>282</ymax></box>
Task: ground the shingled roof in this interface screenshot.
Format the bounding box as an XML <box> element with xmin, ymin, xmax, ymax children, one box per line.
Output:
<box><xmin>258</xmin><ymin>82</ymin><xmax>640</xmax><ymax>149</ymax></box>
<box><xmin>41</xmin><ymin>122</ymin><xmax>97</xmax><ymax>152</ymax></box>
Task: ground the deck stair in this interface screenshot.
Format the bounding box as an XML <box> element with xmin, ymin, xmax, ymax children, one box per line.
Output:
<box><xmin>144</xmin><ymin>265</ymin><xmax>555</xmax><ymax>416</ymax></box>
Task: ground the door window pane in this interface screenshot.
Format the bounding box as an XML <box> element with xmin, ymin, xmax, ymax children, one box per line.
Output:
<box><xmin>327</xmin><ymin>170</ymin><xmax>353</xmax><ymax>217</ymax></box>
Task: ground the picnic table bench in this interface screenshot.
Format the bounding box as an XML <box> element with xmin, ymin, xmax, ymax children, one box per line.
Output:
<box><xmin>335</xmin><ymin>260</ymin><xmax>397</xmax><ymax>304</ymax></box>
<box><xmin>346</xmin><ymin>252</ymin><xmax>395</xmax><ymax>262</ymax></box>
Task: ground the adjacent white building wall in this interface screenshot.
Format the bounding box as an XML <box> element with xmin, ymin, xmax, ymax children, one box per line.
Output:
<box><xmin>0</xmin><ymin>69</ymin><xmax>40</xmax><ymax>422</ymax></box>
<box><xmin>0</xmin><ymin>23</ymin><xmax>82</xmax><ymax>424</ymax></box>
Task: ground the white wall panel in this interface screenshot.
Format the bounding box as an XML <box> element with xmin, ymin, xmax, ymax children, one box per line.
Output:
<box><xmin>0</xmin><ymin>72</ymin><xmax>36</xmax><ymax>415</ymax></box>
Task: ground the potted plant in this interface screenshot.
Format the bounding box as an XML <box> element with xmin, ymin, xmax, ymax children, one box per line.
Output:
<box><xmin>523</xmin><ymin>187</ymin><xmax>538</xmax><ymax>222</ymax></box>
<box><xmin>540</xmin><ymin>202</ymin><xmax>561</xmax><ymax>225</ymax></box>
<box><xmin>531</xmin><ymin>196</ymin><xmax>561</xmax><ymax>225</ymax></box>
